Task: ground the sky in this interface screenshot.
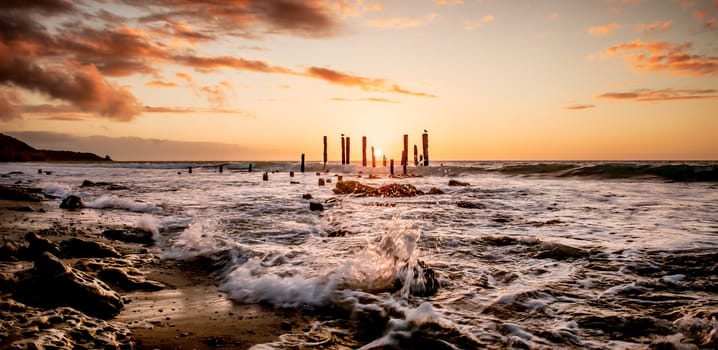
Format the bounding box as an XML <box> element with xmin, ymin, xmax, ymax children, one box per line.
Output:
<box><xmin>1</xmin><ymin>0</ymin><xmax>717</xmax><ymax>161</ymax></box>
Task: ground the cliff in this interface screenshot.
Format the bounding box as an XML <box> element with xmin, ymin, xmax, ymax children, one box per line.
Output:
<box><xmin>0</xmin><ymin>133</ymin><xmax>111</xmax><ymax>162</ymax></box>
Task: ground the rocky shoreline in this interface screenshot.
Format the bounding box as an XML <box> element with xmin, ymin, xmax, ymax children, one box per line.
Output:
<box><xmin>0</xmin><ymin>185</ymin><xmax>313</xmax><ymax>349</ymax></box>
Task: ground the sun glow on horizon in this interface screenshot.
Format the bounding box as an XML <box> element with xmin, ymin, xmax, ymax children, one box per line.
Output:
<box><xmin>374</xmin><ymin>148</ymin><xmax>382</xmax><ymax>158</ymax></box>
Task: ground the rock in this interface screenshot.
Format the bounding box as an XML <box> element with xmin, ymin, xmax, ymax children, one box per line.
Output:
<box><xmin>491</xmin><ymin>215</ymin><xmax>511</xmax><ymax>223</ymax></box>
<box><xmin>290</xmin><ymin>181</ymin><xmax>300</xmax><ymax>184</ymax></box>
<box><xmin>97</xmin><ymin>267</ymin><xmax>165</xmax><ymax>291</ymax></box>
<box><xmin>25</xmin><ymin>232</ymin><xmax>62</xmax><ymax>258</ymax></box>
<box><xmin>0</xmin><ymin>272</ymin><xmax>18</xmax><ymax>293</ymax></box>
<box><xmin>376</xmin><ymin>183</ymin><xmax>424</xmax><ymax>197</ymax></box>
<box><xmin>13</xmin><ymin>252</ymin><xmax>123</xmax><ymax>319</ymax></box>
<box><xmin>0</xmin><ymin>242</ymin><xmax>22</xmax><ymax>261</ymax></box>
<box><xmin>448</xmin><ymin>179</ymin><xmax>470</xmax><ymax>186</ymax></box>
<box><xmin>60</xmin><ymin>195</ymin><xmax>84</xmax><ymax>210</ymax></box>
<box><xmin>0</xmin><ymin>184</ymin><xmax>43</xmax><ymax>202</ymax></box>
<box><xmin>309</xmin><ymin>202</ymin><xmax>324</xmax><ymax>211</ymax></box>
<box><xmin>302</xmin><ymin>193</ymin><xmax>313</xmax><ymax>200</ymax></box>
<box><xmin>427</xmin><ymin>187</ymin><xmax>444</xmax><ymax>195</ymax></box>
<box><xmin>457</xmin><ymin>201</ymin><xmax>486</xmax><ymax>209</ymax></box>
<box><xmin>333</xmin><ymin>181</ymin><xmax>424</xmax><ymax>197</ymax></box>
<box><xmin>7</xmin><ymin>205</ymin><xmax>34</xmax><ymax>212</ymax></box>
<box><xmin>102</xmin><ymin>228</ymin><xmax>154</xmax><ymax>244</ymax></box>
<box><xmin>318</xmin><ymin>178</ymin><xmax>325</xmax><ymax>186</ymax></box>
<box><xmin>534</xmin><ymin>242</ymin><xmax>588</xmax><ymax>260</ymax></box>
<box><xmin>396</xmin><ymin>260</ymin><xmax>439</xmax><ymax>297</ymax></box>
<box><xmin>60</xmin><ymin>238</ymin><xmax>121</xmax><ymax>258</ymax></box>
<box><xmin>333</xmin><ymin>180</ymin><xmax>376</xmax><ymax>196</ymax></box>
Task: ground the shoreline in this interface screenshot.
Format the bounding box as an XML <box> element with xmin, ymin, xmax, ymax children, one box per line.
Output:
<box><xmin>0</xmin><ymin>194</ymin><xmax>313</xmax><ymax>349</ymax></box>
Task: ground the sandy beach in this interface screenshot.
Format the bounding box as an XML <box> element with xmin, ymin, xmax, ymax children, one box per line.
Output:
<box><xmin>0</xmin><ymin>193</ymin><xmax>313</xmax><ymax>349</ymax></box>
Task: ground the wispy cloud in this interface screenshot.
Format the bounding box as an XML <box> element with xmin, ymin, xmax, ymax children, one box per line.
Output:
<box><xmin>434</xmin><ymin>0</ymin><xmax>464</xmax><ymax>5</ymax></box>
<box><xmin>565</xmin><ymin>104</ymin><xmax>596</xmax><ymax>110</ymax></box>
<box><xmin>331</xmin><ymin>97</ymin><xmax>398</xmax><ymax>103</ymax></box>
<box><xmin>596</xmin><ymin>88</ymin><xmax>718</xmax><ymax>102</ymax></box>
<box><xmin>635</xmin><ymin>20</ymin><xmax>672</xmax><ymax>33</ymax></box>
<box><xmin>304</xmin><ymin>67</ymin><xmax>436</xmax><ymax>97</ymax></box>
<box><xmin>464</xmin><ymin>15</ymin><xmax>495</xmax><ymax>30</ymax></box>
<box><xmin>548</xmin><ymin>12</ymin><xmax>560</xmax><ymax>21</ymax></box>
<box><xmin>604</xmin><ymin>40</ymin><xmax>718</xmax><ymax>76</ymax></box>
<box><xmin>365</xmin><ymin>13</ymin><xmax>438</xmax><ymax>29</ymax></box>
<box><xmin>146</xmin><ymin>80</ymin><xmax>179</xmax><ymax>88</ymax></box>
<box><xmin>588</xmin><ymin>23</ymin><xmax>622</xmax><ymax>36</ymax></box>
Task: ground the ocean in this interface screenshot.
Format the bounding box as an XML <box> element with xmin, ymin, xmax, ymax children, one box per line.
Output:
<box><xmin>2</xmin><ymin>161</ymin><xmax>717</xmax><ymax>349</ymax></box>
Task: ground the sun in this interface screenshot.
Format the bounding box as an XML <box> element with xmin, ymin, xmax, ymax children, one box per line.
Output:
<box><xmin>374</xmin><ymin>148</ymin><xmax>382</xmax><ymax>158</ymax></box>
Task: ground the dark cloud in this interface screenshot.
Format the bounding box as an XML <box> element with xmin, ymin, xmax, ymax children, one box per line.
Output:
<box><xmin>596</xmin><ymin>88</ymin><xmax>718</xmax><ymax>102</ymax></box>
<box><xmin>0</xmin><ymin>0</ymin><xmax>75</xmax><ymax>15</ymax></box>
<box><xmin>0</xmin><ymin>89</ymin><xmax>22</xmax><ymax>121</ymax></box>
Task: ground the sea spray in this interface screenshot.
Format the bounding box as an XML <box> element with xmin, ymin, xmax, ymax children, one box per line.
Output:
<box><xmin>83</xmin><ymin>194</ymin><xmax>160</xmax><ymax>213</ymax></box>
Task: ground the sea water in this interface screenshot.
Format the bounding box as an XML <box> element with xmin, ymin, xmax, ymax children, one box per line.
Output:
<box><xmin>2</xmin><ymin>161</ymin><xmax>717</xmax><ymax>349</ymax></box>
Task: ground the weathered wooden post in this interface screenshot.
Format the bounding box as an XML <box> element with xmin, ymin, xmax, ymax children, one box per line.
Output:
<box><xmin>371</xmin><ymin>146</ymin><xmax>376</xmax><ymax>168</ymax></box>
<box><xmin>402</xmin><ymin>135</ymin><xmax>408</xmax><ymax>174</ymax></box>
<box><xmin>323</xmin><ymin>136</ymin><xmax>327</xmax><ymax>169</ymax></box>
<box><xmin>422</xmin><ymin>131</ymin><xmax>429</xmax><ymax>166</ymax></box>
<box><xmin>318</xmin><ymin>178</ymin><xmax>325</xmax><ymax>186</ymax></box>
<box><xmin>402</xmin><ymin>150</ymin><xmax>407</xmax><ymax>174</ymax></box>
<box><xmin>383</xmin><ymin>155</ymin><xmax>387</xmax><ymax>167</ymax></box>
<box><xmin>248</xmin><ymin>163</ymin><xmax>252</xmax><ymax>172</ymax></box>
<box><xmin>362</xmin><ymin>136</ymin><xmax>367</xmax><ymax>167</ymax></box>
<box><xmin>341</xmin><ymin>134</ymin><xmax>345</xmax><ymax>165</ymax></box>
<box><xmin>301</xmin><ymin>153</ymin><xmax>305</xmax><ymax>173</ymax></box>
<box><xmin>413</xmin><ymin>145</ymin><xmax>418</xmax><ymax>166</ymax></box>
<box><xmin>263</xmin><ymin>172</ymin><xmax>269</xmax><ymax>181</ymax></box>
<box><xmin>346</xmin><ymin>137</ymin><xmax>351</xmax><ymax>165</ymax></box>
<box><xmin>290</xmin><ymin>171</ymin><xmax>294</xmax><ymax>177</ymax></box>
<box><xmin>188</xmin><ymin>167</ymin><xmax>192</xmax><ymax>174</ymax></box>
<box><xmin>219</xmin><ymin>165</ymin><xmax>223</xmax><ymax>173</ymax></box>
<box><xmin>390</xmin><ymin>159</ymin><xmax>395</xmax><ymax>175</ymax></box>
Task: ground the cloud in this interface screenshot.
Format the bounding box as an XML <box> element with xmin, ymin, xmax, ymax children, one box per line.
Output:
<box><xmin>331</xmin><ymin>97</ymin><xmax>398</xmax><ymax>103</ymax></box>
<box><xmin>464</xmin><ymin>15</ymin><xmax>495</xmax><ymax>30</ymax></box>
<box><xmin>604</xmin><ymin>40</ymin><xmax>718</xmax><ymax>76</ymax></box>
<box><xmin>0</xmin><ymin>88</ymin><xmax>22</xmax><ymax>121</ymax></box>
<box><xmin>596</xmin><ymin>88</ymin><xmax>718</xmax><ymax>102</ymax></box>
<box><xmin>693</xmin><ymin>10</ymin><xmax>708</xmax><ymax>19</ymax></box>
<box><xmin>198</xmin><ymin>81</ymin><xmax>234</xmax><ymax>106</ymax></box>
<box><xmin>588</xmin><ymin>23</ymin><xmax>622</xmax><ymax>36</ymax></box>
<box><xmin>564</xmin><ymin>104</ymin><xmax>596</xmax><ymax>110</ymax></box>
<box><xmin>635</xmin><ymin>20</ymin><xmax>672</xmax><ymax>33</ymax></box>
<box><xmin>146</xmin><ymin>80</ymin><xmax>179</xmax><ymax>87</ymax></box>
<box><xmin>548</xmin><ymin>12</ymin><xmax>560</xmax><ymax>21</ymax></box>
<box><xmin>143</xmin><ymin>106</ymin><xmax>254</xmax><ymax>117</ymax></box>
<box><xmin>365</xmin><ymin>13</ymin><xmax>438</xmax><ymax>29</ymax></box>
<box><xmin>706</xmin><ymin>18</ymin><xmax>718</xmax><ymax>31</ymax></box>
<box><xmin>304</xmin><ymin>67</ymin><xmax>435</xmax><ymax>97</ymax></box>
<box><xmin>0</xmin><ymin>0</ymin><xmax>434</xmax><ymax>122</ymax></box>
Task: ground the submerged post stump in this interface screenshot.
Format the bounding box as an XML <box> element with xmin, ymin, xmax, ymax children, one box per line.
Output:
<box><xmin>341</xmin><ymin>135</ymin><xmax>346</xmax><ymax>165</ymax></box>
<box><xmin>301</xmin><ymin>153</ymin><xmax>305</xmax><ymax>173</ymax></box>
<box><xmin>414</xmin><ymin>145</ymin><xmax>418</xmax><ymax>167</ymax></box>
<box><xmin>346</xmin><ymin>137</ymin><xmax>351</xmax><ymax>165</ymax></box>
<box><xmin>390</xmin><ymin>159</ymin><xmax>395</xmax><ymax>175</ymax></box>
<box><xmin>323</xmin><ymin>136</ymin><xmax>327</xmax><ymax>169</ymax></box>
<box><xmin>263</xmin><ymin>172</ymin><xmax>269</xmax><ymax>181</ymax></box>
<box><xmin>422</xmin><ymin>132</ymin><xmax>429</xmax><ymax>166</ymax></box>
<box><xmin>362</xmin><ymin>136</ymin><xmax>367</xmax><ymax>167</ymax></box>
<box><xmin>383</xmin><ymin>155</ymin><xmax>387</xmax><ymax>167</ymax></box>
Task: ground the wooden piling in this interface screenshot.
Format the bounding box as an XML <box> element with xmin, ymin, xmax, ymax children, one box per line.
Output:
<box><xmin>371</xmin><ymin>146</ymin><xmax>376</xmax><ymax>168</ymax></box>
<box><xmin>262</xmin><ymin>172</ymin><xmax>269</xmax><ymax>181</ymax></box>
<box><xmin>290</xmin><ymin>171</ymin><xmax>294</xmax><ymax>177</ymax></box>
<box><xmin>345</xmin><ymin>137</ymin><xmax>351</xmax><ymax>165</ymax></box>
<box><xmin>402</xmin><ymin>150</ymin><xmax>407</xmax><ymax>174</ymax></box>
<box><xmin>301</xmin><ymin>153</ymin><xmax>305</xmax><ymax>173</ymax></box>
<box><xmin>323</xmin><ymin>136</ymin><xmax>327</xmax><ymax>169</ymax></box>
<box><xmin>422</xmin><ymin>132</ymin><xmax>429</xmax><ymax>166</ymax></box>
<box><xmin>248</xmin><ymin>163</ymin><xmax>252</xmax><ymax>172</ymax></box>
<box><xmin>390</xmin><ymin>159</ymin><xmax>395</xmax><ymax>175</ymax></box>
<box><xmin>383</xmin><ymin>155</ymin><xmax>387</xmax><ymax>167</ymax></box>
<box><xmin>219</xmin><ymin>165</ymin><xmax>223</xmax><ymax>173</ymax></box>
<box><xmin>362</xmin><ymin>136</ymin><xmax>367</xmax><ymax>167</ymax></box>
<box><xmin>341</xmin><ymin>135</ymin><xmax>345</xmax><ymax>165</ymax></box>
<box><xmin>188</xmin><ymin>167</ymin><xmax>192</xmax><ymax>174</ymax></box>
<box><xmin>413</xmin><ymin>145</ymin><xmax>418</xmax><ymax>166</ymax></box>
<box><xmin>402</xmin><ymin>134</ymin><xmax>408</xmax><ymax>166</ymax></box>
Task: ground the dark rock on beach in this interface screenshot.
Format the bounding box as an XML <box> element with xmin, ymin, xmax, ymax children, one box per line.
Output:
<box><xmin>25</xmin><ymin>232</ymin><xmax>62</xmax><ymax>258</ymax></box>
<box><xmin>309</xmin><ymin>201</ymin><xmax>324</xmax><ymax>211</ymax></box>
<box><xmin>102</xmin><ymin>228</ymin><xmax>154</xmax><ymax>245</ymax></box>
<box><xmin>80</xmin><ymin>179</ymin><xmax>128</xmax><ymax>190</ymax></box>
<box><xmin>60</xmin><ymin>238</ymin><xmax>121</xmax><ymax>258</ymax></box>
<box><xmin>97</xmin><ymin>267</ymin><xmax>165</xmax><ymax>292</ymax></box>
<box><xmin>0</xmin><ymin>242</ymin><xmax>23</xmax><ymax>261</ymax></box>
<box><xmin>457</xmin><ymin>201</ymin><xmax>486</xmax><ymax>209</ymax></box>
<box><xmin>0</xmin><ymin>184</ymin><xmax>43</xmax><ymax>202</ymax></box>
<box><xmin>448</xmin><ymin>179</ymin><xmax>470</xmax><ymax>186</ymax></box>
<box><xmin>427</xmin><ymin>187</ymin><xmax>445</xmax><ymax>195</ymax></box>
<box><xmin>60</xmin><ymin>195</ymin><xmax>84</xmax><ymax>210</ymax></box>
<box><xmin>534</xmin><ymin>242</ymin><xmax>589</xmax><ymax>260</ymax></box>
<box><xmin>302</xmin><ymin>193</ymin><xmax>313</xmax><ymax>200</ymax></box>
<box><xmin>13</xmin><ymin>252</ymin><xmax>124</xmax><ymax>318</ymax></box>
<box><xmin>395</xmin><ymin>260</ymin><xmax>439</xmax><ymax>297</ymax></box>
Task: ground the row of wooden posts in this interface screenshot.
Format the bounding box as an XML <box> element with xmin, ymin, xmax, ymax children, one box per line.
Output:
<box><xmin>299</xmin><ymin>132</ymin><xmax>429</xmax><ymax>175</ymax></box>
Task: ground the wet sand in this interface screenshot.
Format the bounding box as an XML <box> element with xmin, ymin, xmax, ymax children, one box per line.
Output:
<box><xmin>0</xmin><ymin>197</ymin><xmax>312</xmax><ymax>349</ymax></box>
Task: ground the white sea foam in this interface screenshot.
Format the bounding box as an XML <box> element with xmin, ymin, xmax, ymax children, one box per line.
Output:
<box><xmin>84</xmin><ymin>195</ymin><xmax>160</xmax><ymax>213</ymax></box>
<box><xmin>42</xmin><ymin>182</ymin><xmax>73</xmax><ymax>198</ymax></box>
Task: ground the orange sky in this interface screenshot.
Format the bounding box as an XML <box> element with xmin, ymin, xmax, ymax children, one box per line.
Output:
<box><xmin>1</xmin><ymin>0</ymin><xmax>717</xmax><ymax>161</ymax></box>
